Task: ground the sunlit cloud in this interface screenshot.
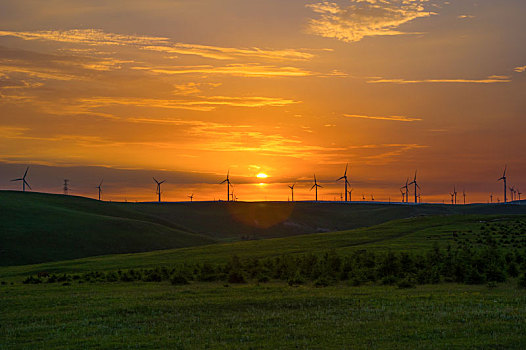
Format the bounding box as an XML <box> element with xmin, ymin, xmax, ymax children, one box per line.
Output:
<box><xmin>75</xmin><ymin>96</ymin><xmax>299</xmax><ymax>112</ymax></box>
<box><xmin>132</xmin><ymin>64</ymin><xmax>313</xmax><ymax>77</ymax></box>
<box><xmin>457</xmin><ymin>14</ymin><xmax>475</xmax><ymax>19</ymax></box>
<box><xmin>514</xmin><ymin>66</ymin><xmax>526</xmax><ymax>73</ymax></box>
<box><xmin>306</xmin><ymin>0</ymin><xmax>434</xmax><ymax>43</ymax></box>
<box><xmin>0</xmin><ymin>29</ymin><xmax>314</xmax><ymax>61</ymax></box>
<box><xmin>367</xmin><ymin>75</ymin><xmax>511</xmax><ymax>84</ymax></box>
<box><xmin>344</xmin><ymin>114</ymin><xmax>422</xmax><ymax>122</ymax></box>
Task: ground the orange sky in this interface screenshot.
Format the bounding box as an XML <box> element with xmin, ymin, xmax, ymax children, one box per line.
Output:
<box><xmin>0</xmin><ymin>0</ymin><xmax>525</xmax><ymax>203</ymax></box>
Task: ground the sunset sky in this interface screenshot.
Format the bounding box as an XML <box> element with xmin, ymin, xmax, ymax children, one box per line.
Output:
<box><xmin>1</xmin><ymin>0</ymin><xmax>525</xmax><ymax>202</ymax></box>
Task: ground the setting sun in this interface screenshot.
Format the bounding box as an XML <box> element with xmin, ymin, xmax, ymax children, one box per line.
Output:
<box><xmin>256</xmin><ymin>173</ymin><xmax>268</xmax><ymax>179</ymax></box>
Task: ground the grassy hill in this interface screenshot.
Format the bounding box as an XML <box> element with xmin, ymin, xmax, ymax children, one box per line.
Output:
<box><xmin>3</xmin><ymin>212</ymin><xmax>525</xmax><ymax>279</ymax></box>
<box><xmin>0</xmin><ymin>191</ymin><xmax>214</xmax><ymax>266</ymax></box>
<box><xmin>2</xmin><ymin>190</ymin><xmax>526</xmax><ymax>266</ymax></box>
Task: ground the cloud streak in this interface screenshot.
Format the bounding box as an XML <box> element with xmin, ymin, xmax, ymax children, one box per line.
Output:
<box><xmin>132</xmin><ymin>64</ymin><xmax>313</xmax><ymax>77</ymax></box>
<box><xmin>367</xmin><ymin>75</ymin><xmax>511</xmax><ymax>84</ymax></box>
<box><xmin>344</xmin><ymin>114</ymin><xmax>422</xmax><ymax>122</ymax></box>
<box><xmin>306</xmin><ymin>0</ymin><xmax>434</xmax><ymax>43</ymax></box>
<box><xmin>0</xmin><ymin>29</ymin><xmax>314</xmax><ymax>61</ymax></box>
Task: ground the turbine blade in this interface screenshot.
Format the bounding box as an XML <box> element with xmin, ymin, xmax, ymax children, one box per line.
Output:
<box><xmin>24</xmin><ymin>180</ymin><xmax>31</xmax><ymax>190</ymax></box>
<box><xmin>337</xmin><ymin>176</ymin><xmax>345</xmax><ymax>181</ymax></box>
<box><xmin>11</xmin><ymin>178</ymin><xmax>22</xmax><ymax>181</ymax></box>
<box><xmin>310</xmin><ymin>184</ymin><xmax>315</xmax><ymax>190</ymax></box>
<box><xmin>344</xmin><ymin>163</ymin><xmax>348</xmax><ymax>176</ymax></box>
<box><xmin>23</xmin><ymin>166</ymin><xmax>29</xmax><ymax>178</ymax></box>
<box><xmin>153</xmin><ymin>177</ymin><xmax>158</xmax><ymax>184</ymax></box>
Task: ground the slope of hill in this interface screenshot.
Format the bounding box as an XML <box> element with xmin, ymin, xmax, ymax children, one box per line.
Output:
<box><xmin>0</xmin><ymin>191</ymin><xmax>215</xmax><ymax>266</ymax></box>
<box><xmin>3</xmin><ymin>213</ymin><xmax>525</xmax><ymax>279</ymax></box>
<box><xmin>3</xmin><ymin>190</ymin><xmax>526</xmax><ymax>266</ymax></box>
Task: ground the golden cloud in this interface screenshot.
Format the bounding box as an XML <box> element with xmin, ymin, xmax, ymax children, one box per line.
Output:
<box><xmin>344</xmin><ymin>114</ymin><xmax>422</xmax><ymax>122</ymax></box>
<box><xmin>306</xmin><ymin>0</ymin><xmax>434</xmax><ymax>43</ymax></box>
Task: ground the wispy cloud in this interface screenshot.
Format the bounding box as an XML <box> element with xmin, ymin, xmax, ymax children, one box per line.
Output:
<box><xmin>367</xmin><ymin>75</ymin><xmax>511</xmax><ymax>84</ymax></box>
<box><xmin>0</xmin><ymin>29</ymin><xmax>314</xmax><ymax>61</ymax></box>
<box><xmin>132</xmin><ymin>64</ymin><xmax>313</xmax><ymax>77</ymax></box>
<box><xmin>514</xmin><ymin>66</ymin><xmax>526</xmax><ymax>73</ymax></box>
<box><xmin>344</xmin><ymin>114</ymin><xmax>422</xmax><ymax>122</ymax></box>
<box><xmin>75</xmin><ymin>96</ymin><xmax>299</xmax><ymax>112</ymax></box>
<box><xmin>306</xmin><ymin>0</ymin><xmax>434</xmax><ymax>43</ymax></box>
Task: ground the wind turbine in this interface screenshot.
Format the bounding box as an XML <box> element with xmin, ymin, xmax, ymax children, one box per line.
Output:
<box><xmin>371</xmin><ymin>194</ymin><xmax>374</xmax><ymax>201</ymax></box>
<box><xmin>310</xmin><ymin>174</ymin><xmax>322</xmax><ymax>201</ymax></box>
<box><xmin>498</xmin><ymin>165</ymin><xmax>507</xmax><ymax>203</ymax></box>
<box><xmin>11</xmin><ymin>166</ymin><xmax>31</xmax><ymax>192</ymax></box>
<box><xmin>400</xmin><ymin>178</ymin><xmax>409</xmax><ymax>203</ymax></box>
<box><xmin>288</xmin><ymin>183</ymin><xmax>295</xmax><ymax>202</ymax></box>
<box><xmin>188</xmin><ymin>193</ymin><xmax>194</xmax><ymax>202</ymax></box>
<box><xmin>96</xmin><ymin>179</ymin><xmax>103</xmax><ymax>201</ymax></box>
<box><xmin>337</xmin><ymin>163</ymin><xmax>351</xmax><ymax>201</ymax></box>
<box><xmin>490</xmin><ymin>194</ymin><xmax>493</xmax><ymax>203</ymax></box>
<box><xmin>453</xmin><ymin>186</ymin><xmax>458</xmax><ymax>205</ymax></box>
<box><xmin>220</xmin><ymin>170</ymin><xmax>232</xmax><ymax>202</ymax></box>
<box><xmin>400</xmin><ymin>188</ymin><xmax>406</xmax><ymax>202</ymax></box>
<box><xmin>463</xmin><ymin>189</ymin><xmax>466</xmax><ymax>205</ymax></box>
<box><xmin>408</xmin><ymin>171</ymin><xmax>420</xmax><ymax>204</ymax></box>
<box><xmin>153</xmin><ymin>177</ymin><xmax>165</xmax><ymax>202</ymax></box>
<box><xmin>509</xmin><ymin>186</ymin><xmax>515</xmax><ymax>202</ymax></box>
<box><xmin>518</xmin><ymin>190</ymin><xmax>522</xmax><ymax>201</ymax></box>
<box><xmin>63</xmin><ymin>179</ymin><xmax>69</xmax><ymax>195</ymax></box>
<box><xmin>348</xmin><ymin>188</ymin><xmax>353</xmax><ymax>202</ymax></box>
<box><xmin>449</xmin><ymin>191</ymin><xmax>455</xmax><ymax>205</ymax></box>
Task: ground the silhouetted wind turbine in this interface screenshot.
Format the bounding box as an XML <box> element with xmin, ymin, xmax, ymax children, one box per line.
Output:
<box><xmin>220</xmin><ymin>170</ymin><xmax>232</xmax><ymax>202</ymax></box>
<box><xmin>153</xmin><ymin>177</ymin><xmax>165</xmax><ymax>202</ymax></box>
<box><xmin>518</xmin><ymin>190</ymin><xmax>522</xmax><ymax>201</ymax></box>
<box><xmin>408</xmin><ymin>171</ymin><xmax>420</xmax><ymax>204</ymax></box>
<box><xmin>310</xmin><ymin>174</ymin><xmax>322</xmax><ymax>201</ymax></box>
<box><xmin>449</xmin><ymin>191</ymin><xmax>455</xmax><ymax>205</ymax></box>
<box><xmin>463</xmin><ymin>189</ymin><xmax>466</xmax><ymax>205</ymax></box>
<box><xmin>498</xmin><ymin>166</ymin><xmax>507</xmax><ymax>203</ymax></box>
<box><xmin>337</xmin><ymin>163</ymin><xmax>351</xmax><ymax>202</ymax></box>
<box><xmin>63</xmin><ymin>179</ymin><xmax>69</xmax><ymax>195</ymax></box>
<box><xmin>348</xmin><ymin>188</ymin><xmax>353</xmax><ymax>202</ymax></box>
<box><xmin>362</xmin><ymin>194</ymin><xmax>365</xmax><ymax>201</ymax></box>
<box><xmin>96</xmin><ymin>179</ymin><xmax>103</xmax><ymax>201</ymax></box>
<box><xmin>453</xmin><ymin>186</ymin><xmax>458</xmax><ymax>205</ymax></box>
<box><xmin>490</xmin><ymin>194</ymin><xmax>493</xmax><ymax>203</ymax></box>
<box><xmin>188</xmin><ymin>193</ymin><xmax>194</xmax><ymax>202</ymax></box>
<box><xmin>400</xmin><ymin>188</ymin><xmax>405</xmax><ymax>202</ymax></box>
<box><xmin>509</xmin><ymin>186</ymin><xmax>515</xmax><ymax>202</ymax></box>
<box><xmin>11</xmin><ymin>166</ymin><xmax>31</xmax><ymax>192</ymax></box>
<box><xmin>288</xmin><ymin>183</ymin><xmax>295</xmax><ymax>202</ymax></box>
<box><xmin>371</xmin><ymin>194</ymin><xmax>374</xmax><ymax>201</ymax></box>
<box><xmin>400</xmin><ymin>178</ymin><xmax>409</xmax><ymax>203</ymax></box>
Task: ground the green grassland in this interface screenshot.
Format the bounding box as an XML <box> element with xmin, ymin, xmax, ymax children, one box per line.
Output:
<box><xmin>2</xmin><ymin>190</ymin><xmax>526</xmax><ymax>266</ymax></box>
<box><xmin>2</xmin><ymin>191</ymin><xmax>526</xmax><ymax>348</ymax></box>
<box><xmin>1</xmin><ymin>282</ymin><xmax>525</xmax><ymax>349</ymax></box>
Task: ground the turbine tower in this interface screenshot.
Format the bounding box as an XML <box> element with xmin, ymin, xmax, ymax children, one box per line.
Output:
<box><xmin>188</xmin><ymin>193</ymin><xmax>194</xmax><ymax>202</ymax></box>
<box><xmin>408</xmin><ymin>171</ymin><xmax>420</xmax><ymax>204</ymax></box>
<box><xmin>220</xmin><ymin>170</ymin><xmax>232</xmax><ymax>202</ymax></box>
<box><xmin>288</xmin><ymin>183</ymin><xmax>295</xmax><ymax>202</ymax></box>
<box><xmin>337</xmin><ymin>163</ymin><xmax>351</xmax><ymax>201</ymax></box>
<box><xmin>96</xmin><ymin>179</ymin><xmax>103</xmax><ymax>201</ymax></box>
<box><xmin>310</xmin><ymin>174</ymin><xmax>322</xmax><ymax>202</ymax></box>
<box><xmin>63</xmin><ymin>179</ymin><xmax>69</xmax><ymax>195</ymax></box>
<box><xmin>498</xmin><ymin>166</ymin><xmax>507</xmax><ymax>203</ymax></box>
<box><xmin>11</xmin><ymin>166</ymin><xmax>31</xmax><ymax>192</ymax></box>
<box><xmin>400</xmin><ymin>188</ymin><xmax>406</xmax><ymax>202</ymax></box>
<box><xmin>153</xmin><ymin>177</ymin><xmax>165</xmax><ymax>202</ymax></box>
<box><xmin>463</xmin><ymin>189</ymin><xmax>466</xmax><ymax>205</ymax></box>
<box><xmin>400</xmin><ymin>178</ymin><xmax>409</xmax><ymax>203</ymax></box>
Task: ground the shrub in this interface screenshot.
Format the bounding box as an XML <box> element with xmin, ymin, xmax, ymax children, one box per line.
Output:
<box><xmin>518</xmin><ymin>274</ymin><xmax>526</xmax><ymax>289</ymax></box>
<box><xmin>227</xmin><ymin>270</ymin><xmax>246</xmax><ymax>284</ymax></box>
<box><xmin>397</xmin><ymin>278</ymin><xmax>416</xmax><ymax>289</ymax></box>
<box><xmin>170</xmin><ymin>273</ymin><xmax>189</xmax><ymax>286</ymax></box>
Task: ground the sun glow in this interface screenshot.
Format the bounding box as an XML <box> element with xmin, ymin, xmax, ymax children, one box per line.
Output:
<box><xmin>256</xmin><ymin>173</ymin><xmax>268</xmax><ymax>179</ymax></box>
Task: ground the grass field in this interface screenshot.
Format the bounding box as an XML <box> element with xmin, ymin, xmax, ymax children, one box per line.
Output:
<box><xmin>1</xmin><ymin>281</ymin><xmax>525</xmax><ymax>349</ymax></box>
<box><xmin>3</xmin><ymin>190</ymin><xmax>526</xmax><ymax>266</ymax></box>
<box><xmin>2</xmin><ymin>213</ymin><xmax>525</xmax><ymax>279</ymax></box>
<box><xmin>2</xmin><ymin>192</ymin><xmax>526</xmax><ymax>348</ymax></box>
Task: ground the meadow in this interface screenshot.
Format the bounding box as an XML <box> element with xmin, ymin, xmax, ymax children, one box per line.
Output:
<box><xmin>2</xmin><ymin>191</ymin><xmax>526</xmax><ymax>348</ymax></box>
